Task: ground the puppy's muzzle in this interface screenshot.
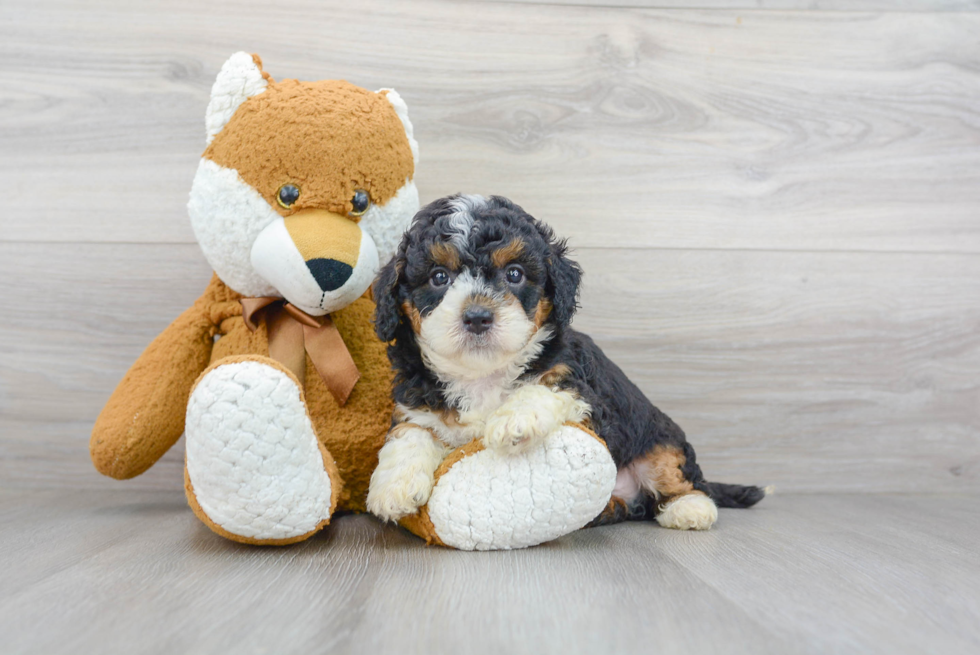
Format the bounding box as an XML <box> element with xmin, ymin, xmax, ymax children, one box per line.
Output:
<box><xmin>462</xmin><ymin>306</ymin><xmax>494</xmax><ymax>335</ymax></box>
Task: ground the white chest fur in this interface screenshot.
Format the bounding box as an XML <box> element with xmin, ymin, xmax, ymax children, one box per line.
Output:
<box><xmin>397</xmin><ymin>373</ymin><xmax>522</xmax><ymax>448</ymax></box>
<box><xmin>397</xmin><ymin>371</ymin><xmax>592</xmax><ymax>452</ymax></box>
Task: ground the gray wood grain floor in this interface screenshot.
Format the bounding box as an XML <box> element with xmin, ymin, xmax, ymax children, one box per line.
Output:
<box><xmin>1</xmin><ymin>490</ymin><xmax>977</xmax><ymax>655</ymax></box>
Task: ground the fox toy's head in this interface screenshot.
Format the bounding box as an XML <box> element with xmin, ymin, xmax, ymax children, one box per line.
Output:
<box><xmin>188</xmin><ymin>52</ymin><xmax>419</xmax><ymax>315</ymax></box>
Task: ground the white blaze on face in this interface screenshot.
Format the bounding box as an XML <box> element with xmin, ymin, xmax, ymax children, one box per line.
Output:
<box><xmin>416</xmin><ymin>270</ymin><xmax>538</xmax><ymax>381</ymax></box>
<box><xmin>444</xmin><ymin>194</ymin><xmax>484</xmax><ymax>251</ymax></box>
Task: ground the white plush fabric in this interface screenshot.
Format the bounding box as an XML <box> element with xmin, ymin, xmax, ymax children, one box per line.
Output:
<box><xmin>250</xmin><ymin>215</ymin><xmax>379</xmax><ymax>316</ymax></box>
<box><xmin>379</xmin><ymin>89</ymin><xmax>419</xmax><ymax>167</ymax></box>
<box><xmin>185</xmin><ymin>361</ymin><xmax>334</xmax><ymax>541</ymax></box>
<box><xmin>205</xmin><ymin>52</ymin><xmax>268</xmax><ymax>145</ymax></box>
<box><xmin>188</xmin><ymin>158</ymin><xmax>280</xmax><ymax>297</ymax></box>
<box><xmin>426</xmin><ymin>425</ymin><xmax>617</xmax><ymax>551</ymax></box>
<box><xmin>358</xmin><ymin>179</ymin><xmax>419</xmax><ymax>267</ymax></box>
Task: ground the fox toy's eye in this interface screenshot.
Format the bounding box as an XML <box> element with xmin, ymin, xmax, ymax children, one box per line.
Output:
<box><xmin>277</xmin><ymin>184</ymin><xmax>300</xmax><ymax>209</ymax></box>
<box><xmin>350</xmin><ymin>189</ymin><xmax>371</xmax><ymax>216</ymax></box>
<box><xmin>505</xmin><ymin>265</ymin><xmax>525</xmax><ymax>285</ymax></box>
<box><xmin>430</xmin><ymin>268</ymin><xmax>451</xmax><ymax>288</ymax></box>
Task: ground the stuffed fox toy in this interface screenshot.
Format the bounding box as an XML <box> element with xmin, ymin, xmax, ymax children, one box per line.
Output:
<box><xmin>90</xmin><ymin>53</ymin><xmax>421</xmax><ymax>544</ymax></box>
<box><xmin>91</xmin><ymin>52</ymin><xmax>619</xmax><ymax>550</ymax></box>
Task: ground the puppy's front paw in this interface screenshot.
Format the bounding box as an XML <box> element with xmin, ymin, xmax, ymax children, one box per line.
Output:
<box><xmin>483</xmin><ymin>387</ymin><xmax>569</xmax><ymax>455</ymax></box>
<box><xmin>367</xmin><ymin>426</ymin><xmax>447</xmax><ymax>522</ymax></box>
<box><xmin>367</xmin><ymin>466</ymin><xmax>435</xmax><ymax>523</ymax></box>
<box><xmin>483</xmin><ymin>408</ymin><xmax>557</xmax><ymax>455</ymax></box>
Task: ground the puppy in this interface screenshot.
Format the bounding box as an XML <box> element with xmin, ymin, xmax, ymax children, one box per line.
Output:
<box><xmin>367</xmin><ymin>194</ymin><xmax>766</xmax><ymax>530</ymax></box>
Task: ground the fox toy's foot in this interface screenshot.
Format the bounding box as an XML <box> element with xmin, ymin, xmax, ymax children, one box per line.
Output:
<box><xmin>184</xmin><ymin>356</ymin><xmax>341</xmax><ymax>545</ymax></box>
<box><xmin>400</xmin><ymin>424</ymin><xmax>617</xmax><ymax>551</ymax></box>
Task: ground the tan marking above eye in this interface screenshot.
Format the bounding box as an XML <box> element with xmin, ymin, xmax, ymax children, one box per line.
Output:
<box><xmin>491</xmin><ymin>238</ymin><xmax>526</xmax><ymax>268</ymax></box>
<box><xmin>429</xmin><ymin>242</ymin><xmax>461</xmax><ymax>270</ymax></box>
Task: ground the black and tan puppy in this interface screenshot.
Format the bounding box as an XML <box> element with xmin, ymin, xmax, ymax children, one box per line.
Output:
<box><xmin>367</xmin><ymin>194</ymin><xmax>766</xmax><ymax>531</ymax></box>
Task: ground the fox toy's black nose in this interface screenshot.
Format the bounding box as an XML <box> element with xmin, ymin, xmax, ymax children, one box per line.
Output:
<box><xmin>462</xmin><ymin>307</ymin><xmax>494</xmax><ymax>335</ymax></box>
<box><xmin>306</xmin><ymin>258</ymin><xmax>353</xmax><ymax>292</ymax></box>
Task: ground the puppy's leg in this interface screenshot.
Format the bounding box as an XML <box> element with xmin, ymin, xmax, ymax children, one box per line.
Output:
<box><xmin>482</xmin><ymin>385</ymin><xmax>589</xmax><ymax>455</ymax></box>
<box><xmin>587</xmin><ymin>468</ymin><xmax>657</xmax><ymax>527</ymax></box>
<box><xmin>631</xmin><ymin>444</ymin><xmax>718</xmax><ymax>531</ymax></box>
<box><xmin>367</xmin><ymin>425</ymin><xmax>450</xmax><ymax>522</ymax></box>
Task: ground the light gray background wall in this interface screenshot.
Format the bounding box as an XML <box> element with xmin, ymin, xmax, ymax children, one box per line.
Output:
<box><xmin>1</xmin><ymin>0</ymin><xmax>978</xmax><ymax>494</ymax></box>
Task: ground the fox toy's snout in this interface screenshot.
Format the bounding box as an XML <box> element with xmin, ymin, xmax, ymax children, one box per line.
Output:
<box><xmin>251</xmin><ymin>209</ymin><xmax>380</xmax><ymax>316</ymax></box>
<box><xmin>284</xmin><ymin>209</ymin><xmax>364</xmax><ymax>291</ymax></box>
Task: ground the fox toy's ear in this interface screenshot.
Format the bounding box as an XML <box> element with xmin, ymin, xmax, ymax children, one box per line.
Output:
<box><xmin>205</xmin><ymin>52</ymin><xmax>270</xmax><ymax>144</ymax></box>
<box><xmin>377</xmin><ymin>88</ymin><xmax>419</xmax><ymax>168</ymax></box>
<box><xmin>373</xmin><ymin>249</ymin><xmax>407</xmax><ymax>342</ymax></box>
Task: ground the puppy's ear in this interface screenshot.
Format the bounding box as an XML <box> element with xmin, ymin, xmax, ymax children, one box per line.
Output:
<box><xmin>373</xmin><ymin>253</ymin><xmax>405</xmax><ymax>342</ymax></box>
<box><xmin>545</xmin><ymin>236</ymin><xmax>582</xmax><ymax>329</ymax></box>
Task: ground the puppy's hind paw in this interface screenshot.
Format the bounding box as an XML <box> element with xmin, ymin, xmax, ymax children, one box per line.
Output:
<box><xmin>656</xmin><ymin>494</ymin><xmax>718</xmax><ymax>531</ymax></box>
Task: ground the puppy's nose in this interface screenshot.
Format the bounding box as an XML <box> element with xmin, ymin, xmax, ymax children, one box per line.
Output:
<box><xmin>462</xmin><ymin>307</ymin><xmax>494</xmax><ymax>335</ymax></box>
<box><xmin>306</xmin><ymin>258</ymin><xmax>353</xmax><ymax>292</ymax></box>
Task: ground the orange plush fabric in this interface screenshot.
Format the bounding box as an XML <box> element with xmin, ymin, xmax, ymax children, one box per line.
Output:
<box><xmin>90</xmin><ymin>53</ymin><xmax>417</xmax><ymax>543</ymax></box>
<box><xmin>92</xmin><ymin>274</ymin><xmax>394</xmax><ymax>513</ymax></box>
<box><xmin>204</xmin><ymin>80</ymin><xmax>414</xmax><ymax>218</ymax></box>
<box><xmin>90</xmin><ymin>291</ymin><xmax>216</xmax><ymax>479</ymax></box>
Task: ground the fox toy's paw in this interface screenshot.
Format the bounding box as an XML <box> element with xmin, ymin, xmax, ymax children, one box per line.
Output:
<box><xmin>184</xmin><ymin>357</ymin><xmax>341</xmax><ymax>545</ymax></box>
<box><xmin>401</xmin><ymin>424</ymin><xmax>617</xmax><ymax>551</ymax></box>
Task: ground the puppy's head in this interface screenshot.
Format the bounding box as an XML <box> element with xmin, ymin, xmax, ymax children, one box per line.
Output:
<box><xmin>374</xmin><ymin>194</ymin><xmax>581</xmax><ymax>378</ymax></box>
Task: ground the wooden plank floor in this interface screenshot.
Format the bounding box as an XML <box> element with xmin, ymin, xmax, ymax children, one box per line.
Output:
<box><xmin>1</xmin><ymin>490</ymin><xmax>977</xmax><ymax>655</ymax></box>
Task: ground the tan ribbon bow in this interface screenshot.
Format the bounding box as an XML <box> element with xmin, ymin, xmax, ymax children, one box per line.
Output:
<box><xmin>240</xmin><ymin>297</ymin><xmax>360</xmax><ymax>406</ymax></box>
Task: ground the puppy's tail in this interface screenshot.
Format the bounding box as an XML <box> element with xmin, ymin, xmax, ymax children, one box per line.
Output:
<box><xmin>703</xmin><ymin>481</ymin><xmax>771</xmax><ymax>509</ymax></box>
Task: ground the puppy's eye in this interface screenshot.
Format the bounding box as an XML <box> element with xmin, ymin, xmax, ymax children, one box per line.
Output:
<box><xmin>277</xmin><ymin>184</ymin><xmax>300</xmax><ymax>209</ymax></box>
<box><xmin>350</xmin><ymin>189</ymin><xmax>371</xmax><ymax>216</ymax></box>
<box><xmin>430</xmin><ymin>268</ymin><xmax>451</xmax><ymax>288</ymax></box>
<box><xmin>505</xmin><ymin>265</ymin><xmax>525</xmax><ymax>285</ymax></box>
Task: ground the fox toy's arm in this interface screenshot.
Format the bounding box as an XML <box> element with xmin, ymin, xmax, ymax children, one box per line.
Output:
<box><xmin>90</xmin><ymin>299</ymin><xmax>215</xmax><ymax>479</ymax></box>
